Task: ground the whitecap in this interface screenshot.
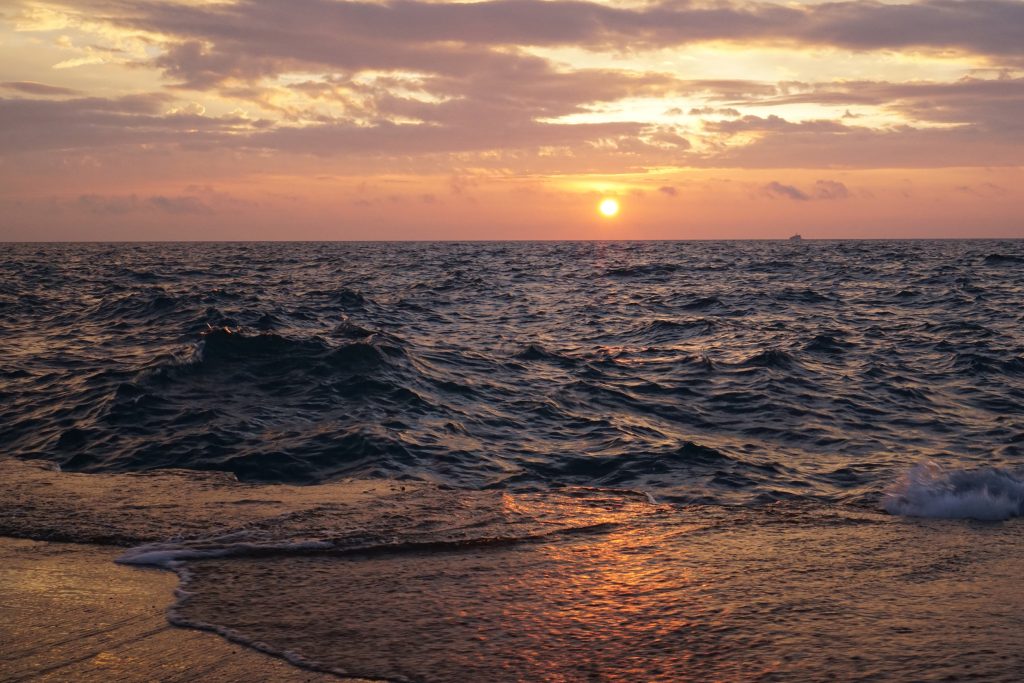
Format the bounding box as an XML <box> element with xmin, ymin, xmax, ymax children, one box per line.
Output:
<box><xmin>883</xmin><ymin>461</ymin><xmax>1024</xmax><ymax>521</ymax></box>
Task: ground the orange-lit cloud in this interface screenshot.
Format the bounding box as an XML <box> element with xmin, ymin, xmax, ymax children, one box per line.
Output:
<box><xmin>0</xmin><ymin>0</ymin><xmax>1021</xmax><ymax>239</ymax></box>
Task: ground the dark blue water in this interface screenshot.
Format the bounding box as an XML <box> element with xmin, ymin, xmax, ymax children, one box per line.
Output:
<box><xmin>3</xmin><ymin>240</ymin><xmax>1024</xmax><ymax>506</ymax></box>
<box><xmin>4</xmin><ymin>241</ymin><xmax>1024</xmax><ymax>682</ymax></box>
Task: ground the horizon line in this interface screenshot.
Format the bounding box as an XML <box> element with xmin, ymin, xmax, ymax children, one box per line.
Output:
<box><xmin>3</xmin><ymin>237</ymin><xmax>1023</xmax><ymax>245</ymax></box>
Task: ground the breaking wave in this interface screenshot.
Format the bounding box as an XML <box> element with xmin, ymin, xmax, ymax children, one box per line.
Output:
<box><xmin>883</xmin><ymin>461</ymin><xmax>1024</xmax><ymax>521</ymax></box>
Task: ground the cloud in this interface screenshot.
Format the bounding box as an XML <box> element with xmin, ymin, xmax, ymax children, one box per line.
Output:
<box><xmin>0</xmin><ymin>94</ymin><xmax>263</xmax><ymax>153</ymax></box>
<box><xmin>154</xmin><ymin>40</ymin><xmax>282</xmax><ymax>90</ymax></box>
<box><xmin>1</xmin><ymin>81</ymin><xmax>79</xmax><ymax>96</ymax></box>
<box><xmin>147</xmin><ymin>194</ymin><xmax>212</xmax><ymax>214</ymax></box>
<box><xmin>255</xmin><ymin>118</ymin><xmax>644</xmax><ymax>156</ymax></box>
<box><xmin>704</xmin><ymin>115</ymin><xmax>848</xmax><ymax>135</ymax></box>
<box><xmin>813</xmin><ymin>180</ymin><xmax>850</xmax><ymax>200</ymax></box>
<box><xmin>75</xmin><ymin>193</ymin><xmax>213</xmax><ymax>214</ymax></box>
<box><xmin>688</xmin><ymin>106</ymin><xmax>741</xmax><ymax>117</ymax></box>
<box><xmin>751</xmin><ymin>77</ymin><xmax>1024</xmax><ymax>133</ymax></box>
<box><xmin>762</xmin><ymin>181</ymin><xmax>810</xmax><ymax>201</ymax></box>
<box><xmin>25</xmin><ymin>0</ymin><xmax>1016</xmax><ymax>106</ymax></box>
<box><xmin>658</xmin><ymin>186</ymin><xmax>678</xmax><ymax>197</ymax></box>
<box><xmin>7</xmin><ymin>1</ymin><xmax>1018</xmax><ymax>173</ymax></box>
<box><xmin>3</xmin><ymin>1</ymin><xmax>1024</xmax><ymax>173</ymax></box>
<box><xmin>1</xmin><ymin>89</ymin><xmax>1019</xmax><ymax>171</ymax></box>
<box><xmin>76</xmin><ymin>194</ymin><xmax>138</xmax><ymax>215</ymax></box>
<box><xmin>700</xmin><ymin>123</ymin><xmax>1024</xmax><ymax>168</ymax></box>
<box><xmin>371</xmin><ymin>58</ymin><xmax>684</xmax><ymax>126</ymax></box>
<box><xmin>954</xmin><ymin>182</ymin><xmax>1009</xmax><ymax>197</ymax></box>
<box><xmin>96</xmin><ymin>0</ymin><xmax>1024</xmax><ymax>68</ymax></box>
<box><xmin>760</xmin><ymin>180</ymin><xmax>850</xmax><ymax>201</ymax></box>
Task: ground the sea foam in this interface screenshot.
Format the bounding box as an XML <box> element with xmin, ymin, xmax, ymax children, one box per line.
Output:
<box><xmin>883</xmin><ymin>461</ymin><xmax>1024</xmax><ymax>521</ymax></box>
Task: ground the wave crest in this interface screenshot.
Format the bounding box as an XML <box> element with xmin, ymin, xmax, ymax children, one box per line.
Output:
<box><xmin>883</xmin><ymin>461</ymin><xmax>1024</xmax><ymax>521</ymax></box>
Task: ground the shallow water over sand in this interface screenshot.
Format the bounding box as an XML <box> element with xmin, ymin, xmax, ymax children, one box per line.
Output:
<box><xmin>3</xmin><ymin>459</ymin><xmax>1023</xmax><ymax>682</ymax></box>
<box><xmin>175</xmin><ymin>510</ymin><xmax>1024</xmax><ymax>682</ymax></box>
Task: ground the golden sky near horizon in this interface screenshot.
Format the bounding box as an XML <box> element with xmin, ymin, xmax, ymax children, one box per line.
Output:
<box><xmin>0</xmin><ymin>0</ymin><xmax>1022</xmax><ymax>239</ymax></box>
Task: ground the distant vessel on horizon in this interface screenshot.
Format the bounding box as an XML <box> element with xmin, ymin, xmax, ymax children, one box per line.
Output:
<box><xmin>789</xmin><ymin>234</ymin><xmax>803</xmax><ymax>241</ymax></box>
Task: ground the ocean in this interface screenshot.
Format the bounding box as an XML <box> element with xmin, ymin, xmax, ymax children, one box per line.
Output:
<box><xmin>2</xmin><ymin>240</ymin><xmax>1023</xmax><ymax>681</ymax></box>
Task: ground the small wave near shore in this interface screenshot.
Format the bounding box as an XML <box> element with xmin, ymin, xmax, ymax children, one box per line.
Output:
<box><xmin>884</xmin><ymin>461</ymin><xmax>1024</xmax><ymax>520</ymax></box>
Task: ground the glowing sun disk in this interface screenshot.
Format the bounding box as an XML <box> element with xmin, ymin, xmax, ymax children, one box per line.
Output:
<box><xmin>599</xmin><ymin>198</ymin><xmax>620</xmax><ymax>217</ymax></box>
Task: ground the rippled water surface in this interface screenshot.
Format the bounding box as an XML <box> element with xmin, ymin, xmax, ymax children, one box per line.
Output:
<box><xmin>3</xmin><ymin>240</ymin><xmax>1024</xmax><ymax>681</ymax></box>
<box><xmin>3</xmin><ymin>240</ymin><xmax>1023</xmax><ymax>503</ymax></box>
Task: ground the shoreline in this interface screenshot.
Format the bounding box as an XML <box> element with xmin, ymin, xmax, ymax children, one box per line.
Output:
<box><xmin>0</xmin><ymin>537</ymin><xmax>370</xmax><ymax>682</ymax></box>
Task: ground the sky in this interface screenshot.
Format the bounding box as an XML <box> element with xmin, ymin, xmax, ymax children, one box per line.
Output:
<box><xmin>0</xmin><ymin>0</ymin><xmax>1022</xmax><ymax>240</ymax></box>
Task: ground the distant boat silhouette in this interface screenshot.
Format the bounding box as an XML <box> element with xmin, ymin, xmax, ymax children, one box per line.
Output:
<box><xmin>789</xmin><ymin>234</ymin><xmax>803</xmax><ymax>241</ymax></box>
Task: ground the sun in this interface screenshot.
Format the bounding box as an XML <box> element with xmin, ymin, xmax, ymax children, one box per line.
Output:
<box><xmin>598</xmin><ymin>198</ymin><xmax>620</xmax><ymax>217</ymax></box>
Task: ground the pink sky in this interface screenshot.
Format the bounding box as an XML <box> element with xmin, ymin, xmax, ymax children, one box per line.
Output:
<box><xmin>1</xmin><ymin>0</ymin><xmax>1022</xmax><ymax>240</ymax></box>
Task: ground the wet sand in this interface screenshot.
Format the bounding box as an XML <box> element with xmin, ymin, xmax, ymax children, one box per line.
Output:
<box><xmin>0</xmin><ymin>537</ymin><xmax>365</xmax><ymax>682</ymax></box>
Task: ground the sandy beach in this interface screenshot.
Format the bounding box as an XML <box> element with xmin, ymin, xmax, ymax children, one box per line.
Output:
<box><xmin>0</xmin><ymin>537</ymin><xmax>367</xmax><ymax>682</ymax></box>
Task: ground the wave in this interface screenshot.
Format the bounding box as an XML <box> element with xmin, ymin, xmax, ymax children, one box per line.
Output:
<box><xmin>776</xmin><ymin>287</ymin><xmax>834</xmax><ymax>304</ymax></box>
<box><xmin>805</xmin><ymin>333</ymin><xmax>856</xmax><ymax>354</ymax></box>
<box><xmin>1003</xmin><ymin>356</ymin><xmax>1024</xmax><ymax>374</ymax></box>
<box><xmin>610</xmin><ymin>318</ymin><xmax>715</xmax><ymax>345</ymax></box>
<box><xmin>125</xmin><ymin>326</ymin><xmax>409</xmax><ymax>395</ymax></box>
<box><xmin>679</xmin><ymin>295</ymin><xmax>723</xmax><ymax>311</ymax></box>
<box><xmin>306</xmin><ymin>286</ymin><xmax>369</xmax><ymax>308</ymax></box>
<box><xmin>221</xmin><ymin>426</ymin><xmax>418</xmax><ymax>482</ymax></box>
<box><xmin>109</xmin><ymin>483</ymin><xmax>657</xmax><ymax>570</ymax></box>
<box><xmin>514</xmin><ymin>342</ymin><xmax>579</xmax><ymax>366</ymax></box>
<box><xmin>983</xmin><ymin>253</ymin><xmax>1024</xmax><ymax>266</ymax></box>
<box><xmin>193</xmin><ymin>326</ymin><xmax>405</xmax><ymax>372</ymax></box>
<box><xmin>88</xmin><ymin>288</ymin><xmax>182</xmax><ymax>322</ymax></box>
<box><xmin>741</xmin><ymin>348</ymin><xmax>796</xmax><ymax>369</ymax></box>
<box><xmin>924</xmin><ymin>320</ymin><xmax>995</xmax><ymax>338</ymax></box>
<box><xmin>519</xmin><ymin>440</ymin><xmax>753</xmax><ymax>492</ymax></box>
<box><xmin>54</xmin><ymin>326</ymin><xmax>427</xmax><ymax>479</ymax></box>
<box><xmin>883</xmin><ymin>461</ymin><xmax>1024</xmax><ymax>521</ymax></box>
<box><xmin>603</xmin><ymin>263</ymin><xmax>680</xmax><ymax>278</ymax></box>
<box><xmin>116</xmin><ymin>520</ymin><xmax>620</xmax><ymax>569</ymax></box>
